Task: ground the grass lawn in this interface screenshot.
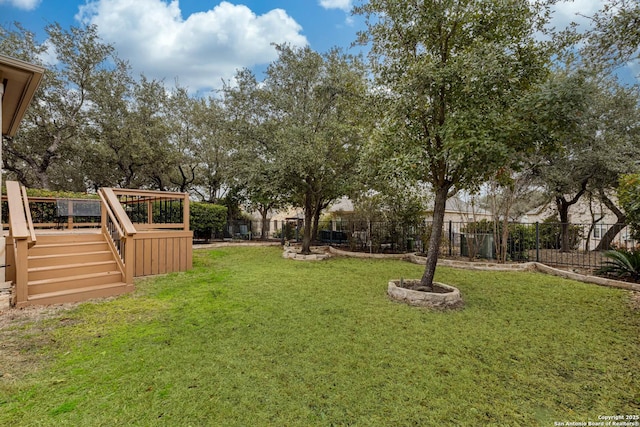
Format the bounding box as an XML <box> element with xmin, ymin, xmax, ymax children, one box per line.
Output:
<box><xmin>0</xmin><ymin>246</ymin><xmax>638</xmax><ymax>426</ymax></box>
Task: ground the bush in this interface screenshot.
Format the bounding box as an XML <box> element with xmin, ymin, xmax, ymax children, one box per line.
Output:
<box><xmin>190</xmin><ymin>202</ymin><xmax>227</xmax><ymax>242</ymax></box>
<box><xmin>505</xmin><ymin>223</ymin><xmax>536</xmax><ymax>261</ymax></box>
<box><xmin>596</xmin><ymin>248</ymin><xmax>640</xmax><ymax>282</ymax></box>
<box><xmin>538</xmin><ymin>217</ymin><xmax>582</xmax><ymax>250</ymax></box>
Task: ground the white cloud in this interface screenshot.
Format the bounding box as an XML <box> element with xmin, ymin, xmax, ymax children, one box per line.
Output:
<box><xmin>76</xmin><ymin>0</ymin><xmax>308</xmax><ymax>92</ymax></box>
<box><xmin>550</xmin><ymin>0</ymin><xmax>603</xmax><ymax>33</ymax></box>
<box><xmin>0</xmin><ymin>0</ymin><xmax>40</xmax><ymax>10</ymax></box>
<box><xmin>627</xmin><ymin>59</ymin><xmax>640</xmax><ymax>78</ymax></box>
<box><xmin>37</xmin><ymin>39</ymin><xmax>59</xmax><ymax>67</ymax></box>
<box><xmin>319</xmin><ymin>0</ymin><xmax>352</xmax><ymax>12</ymax></box>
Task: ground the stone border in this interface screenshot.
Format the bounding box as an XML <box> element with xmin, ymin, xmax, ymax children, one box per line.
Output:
<box><xmin>531</xmin><ymin>262</ymin><xmax>640</xmax><ymax>292</ymax></box>
<box><xmin>0</xmin><ymin>281</ymin><xmax>14</xmax><ymax>311</ymax></box>
<box><xmin>329</xmin><ymin>248</ymin><xmax>639</xmax><ymax>292</ymax></box>
<box><xmin>194</xmin><ymin>241</ymin><xmax>281</xmax><ymax>249</ymax></box>
<box><xmin>388</xmin><ymin>279</ymin><xmax>463</xmax><ymax>309</ymax></box>
<box><xmin>406</xmin><ymin>253</ymin><xmax>640</xmax><ymax>292</ymax></box>
<box><xmin>283</xmin><ymin>246</ymin><xmax>331</xmax><ymax>261</ymax></box>
<box><xmin>405</xmin><ymin>253</ymin><xmax>535</xmax><ymax>271</ymax></box>
<box><xmin>328</xmin><ymin>246</ymin><xmax>407</xmax><ymax>260</ymax></box>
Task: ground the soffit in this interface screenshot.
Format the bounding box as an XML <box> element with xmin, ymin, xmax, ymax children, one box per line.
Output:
<box><xmin>0</xmin><ymin>54</ymin><xmax>45</xmax><ymax>137</ymax></box>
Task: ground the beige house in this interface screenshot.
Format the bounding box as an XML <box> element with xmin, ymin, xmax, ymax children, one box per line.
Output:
<box><xmin>520</xmin><ymin>195</ymin><xmax>634</xmax><ymax>250</ymax></box>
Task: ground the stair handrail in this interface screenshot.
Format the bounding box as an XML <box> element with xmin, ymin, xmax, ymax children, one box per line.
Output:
<box><xmin>6</xmin><ymin>181</ymin><xmax>34</xmax><ymax>305</ymax></box>
<box><xmin>6</xmin><ymin>181</ymin><xmax>32</xmax><ymax>242</ymax></box>
<box><xmin>98</xmin><ymin>188</ymin><xmax>137</xmax><ymax>286</ymax></box>
<box><xmin>20</xmin><ymin>185</ymin><xmax>37</xmax><ymax>247</ymax></box>
<box><xmin>99</xmin><ymin>188</ymin><xmax>137</xmax><ymax>236</ymax></box>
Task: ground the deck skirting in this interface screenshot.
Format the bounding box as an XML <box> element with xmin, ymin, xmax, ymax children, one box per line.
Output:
<box><xmin>132</xmin><ymin>231</ymin><xmax>193</xmax><ymax>277</ymax></box>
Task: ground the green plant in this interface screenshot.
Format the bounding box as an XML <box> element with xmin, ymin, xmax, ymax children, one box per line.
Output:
<box><xmin>597</xmin><ymin>248</ymin><xmax>640</xmax><ymax>282</ymax></box>
<box><xmin>190</xmin><ymin>202</ymin><xmax>227</xmax><ymax>242</ymax></box>
<box><xmin>538</xmin><ymin>216</ymin><xmax>583</xmax><ymax>250</ymax></box>
<box><xmin>506</xmin><ymin>223</ymin><xmax>537</xmax><ymax>261</ymax></box>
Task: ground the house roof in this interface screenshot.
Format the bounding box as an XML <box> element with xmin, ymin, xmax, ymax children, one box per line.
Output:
<box><xmin>1</xmin><ymin>54</ymin><xmax>45</xmax><ymax>137</ymax></box>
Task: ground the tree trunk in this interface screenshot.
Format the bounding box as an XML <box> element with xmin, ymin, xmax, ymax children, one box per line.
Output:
<box><xmin>556</xmin><ymin>197</ymin><xmax>571</xmax><ymax>252</ymax></box>
<box><xmin>555</xmin><ymin>180</ymin><xmax>588</xmax><ymax>252</ymax></box>
<box><xmin>312</xmin><ymin>206</ymin><xmax>321</xmax><ymax>245</ymax></box>
<box><xmin>595</xmin><ymin>193</ymin><xmax>627</xmax><ymax>251</ymax></box>
<box><xmin>301</xmin><ymin>196</ymin><xmax>314</xmax><ymax>255</ymax></box>
<box><xmin>420</xmin><ymin>184</ymin><xmax>449</xmax><ymax>289</ymax></box>
<box><xmin>259</xmin><ymin>206</ymin><xmax>270</xmax><ymax>240</ymax></box>
<box><xmin>500</xmin><ymin>215</ymin><xmax>510</xmax><ymax>263</ymax></box>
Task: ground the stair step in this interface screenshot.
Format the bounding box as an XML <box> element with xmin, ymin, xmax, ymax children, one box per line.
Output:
<box><xmin>23</xmin><ymin>282</ymin><xmax>130</xmax><ymax>306</ymax></box>
<box><xmin>28</xmin><ymin>241</ymin><xmax>109</xmax><ymax>256</ymax></box>
<box><xmin>28</xmin><ymin>270</ymin><xmax>123</xmax><ymax>295</ymax></box>
<box><xmin>28</xmin><ymin>260</ymin><xmax>119</xmax><ymax>281</ymax></box>
<box><xmin>28</xmin><ymin>251</ymin><xmax>115</xmax><ymax>268</ymax></box>
<box><xmin>34</xmin><ymin>232</ymin><xmax>103</xmax><ymax>244</ymax></box>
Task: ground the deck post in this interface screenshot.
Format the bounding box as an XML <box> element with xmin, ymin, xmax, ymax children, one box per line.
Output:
<box><xmin>14</xmin><ymin>238</ymin><xmax>28</xmax><ymax>305</ymax></box>
<box><xmin>147</xmin><ymin>199</ymin><xmax>153</xmax><ymax>226</ymax></box>
<box><xmin>183</xmin><ymin>194</ymin><xmax>190</xmax><ymax>231</ymax></box>
<box><xmin>124</xmin><ymin>235</ymin><xmax>134</xmax><ymax>288</ymax></box>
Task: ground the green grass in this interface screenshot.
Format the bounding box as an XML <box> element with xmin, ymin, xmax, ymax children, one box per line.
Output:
<box><xmin>1</xmin><ymin>246</ymin><xmax>638</xmax><ymax>426</ymax></box>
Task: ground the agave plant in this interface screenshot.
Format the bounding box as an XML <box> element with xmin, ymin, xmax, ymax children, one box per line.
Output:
<box><xmin>597</xmin><ymin>249</ymin><xmax>640</xmax><ymax>282</ymax></box>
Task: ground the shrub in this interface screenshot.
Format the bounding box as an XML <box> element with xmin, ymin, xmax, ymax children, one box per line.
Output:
<box><xmin>597</xmin><ymin>248</ymin><xmax>640</xmax><ymax>282</ymax></box>
<box><xmin>538</xmin><ymin>217</ymin><xmax>582</xmax><ymax>250</ymax></box>
<box><xmin>190</xmin><ymin>202</ymin><xmax>227</xmax><ymax>242</ymax></box>
<box><xmin>506</xmin><ymin>223</ymin><xmax>536</xmax><ymax>261</ymax></box>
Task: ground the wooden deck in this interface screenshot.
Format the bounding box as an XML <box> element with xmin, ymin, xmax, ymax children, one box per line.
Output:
<box><xmin>4</xmin><ymin>182</ymin><xmax>192</xmax><ymax>307</ymax></box>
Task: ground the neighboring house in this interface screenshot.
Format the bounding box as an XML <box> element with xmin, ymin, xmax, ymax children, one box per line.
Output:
<box><xmin>520</xmin><ymin>197</ymin><xmax>619</xmax><ymax>225</ymax></box>
<box><xmin>425</xmin><ymin>196</ymin><xmax>493</xmax><ymax>224</ymax></box>
<box><xmin>251</xmin><ymin>195</ymin><xmax>494</xmax><ymax>238</ymax></box>
<box><xmin>520</xmin><ymin>195</ymin><xmax>635</xmax><ymax>250</ymax></box>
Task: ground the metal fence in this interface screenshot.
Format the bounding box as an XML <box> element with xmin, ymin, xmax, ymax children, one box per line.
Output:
<box><xmin>205</xmin><ymin>218</ymin><xmax>636</xmax><ymax>271</ymax></box>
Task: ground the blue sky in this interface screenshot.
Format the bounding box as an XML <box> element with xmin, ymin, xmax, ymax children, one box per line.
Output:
<box><xmin>1</xmin><ymin>0</ymin><xmax>638</xmax><ymax>93</ymax></box>
<box><xmin>0</xmin><ymin>0</ymin><xmax>367</xmax><ymax>93</ymax></box>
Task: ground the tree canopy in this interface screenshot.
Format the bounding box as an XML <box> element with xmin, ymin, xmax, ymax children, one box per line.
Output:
<box><xmin>224</xmin><ymin>45</ymin><xmax>369</xmax><ymax>253</ymax></box>
<box><xmin>2</xmin><ymin>7</ymin><xmax>639</xmax><ymax>254</ymax></box>
<box><xmin>355</xmin><ymin>0</ymin><xmax>555</xmax><ymax>287</ymax></box>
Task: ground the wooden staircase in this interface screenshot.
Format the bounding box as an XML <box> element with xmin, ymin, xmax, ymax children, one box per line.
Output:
<box><xmin>21</xmin><ymin>231</ymin><xmax>130</xmax><ymax>306</ymax></box>
<box><xmin>6</xmin><ymin>181</ymin><xmax>192</xmax><ymax>307</ymax></box>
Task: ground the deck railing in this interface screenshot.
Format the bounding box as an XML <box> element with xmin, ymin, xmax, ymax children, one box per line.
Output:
<box><xmin>98</xmin><ymin>188</ymin><xmax>137</xmax><ymax>286</ymax></box>
<box><xmin>109</xmin><ymin>188</ymin><xmax>189</xmax><ymax>231</ymax></box>
<box><xmin>5</xmin><ymin>183</ymin><xmax>192</xmax><ymax>307</ymax></box>
<box><xmin>2</xmin><ymin>196</ymin><xmax>101</xmax><ymax>230</ymax></box>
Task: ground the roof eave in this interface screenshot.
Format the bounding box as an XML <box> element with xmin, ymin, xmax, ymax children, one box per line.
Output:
<box><xmin>1</xmin><ymin>54</ymin><xmax>45</xmax><ymax>137</ymax></box>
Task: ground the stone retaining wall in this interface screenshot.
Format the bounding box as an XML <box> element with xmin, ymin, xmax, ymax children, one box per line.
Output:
<box><xmin>328</xmin><ymin>246</ymin><xmax>408</xmax><ymax>260</ymax></box>
<box><xmin>0</xmin><ymin>281</ymin><xmax>14</xmax><ymax>310</ymax></box>
<box><xmin>332</xmin><ymin>248</ymin><xmax>640</xmax><ymax>292</ymax></box>
<box><xmin>388</xmin><ymin>279</ymin><xmax>463</xmax><ymax>309</ymax></box>
<box><xmin>283</xmin><ymin>246</ymin><xmax>330</xmax><ymax>261</ymax></box>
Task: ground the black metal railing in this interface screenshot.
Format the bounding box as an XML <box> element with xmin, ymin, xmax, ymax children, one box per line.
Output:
<box><xmin>198</xmin><ymin>218</ymin><xmax>636</xmax><ymax>271</ymax></box>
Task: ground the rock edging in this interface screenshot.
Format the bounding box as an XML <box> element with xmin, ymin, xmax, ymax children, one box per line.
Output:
<box><xmin>329</xmin><ymin>248</ymin><xmax>639</xmax><ymax>292</ymax></box>
<box><xmin>283</xmin><ymin>246</ymin><xmax>331</xmax><ymax>261</ymax></box>
<box><xmin>388</xmin><ymin>279</ymin><xmax>463</xmax><ymax>309</ymax></box>
<box><xmin>328</xmin><ymin>246</ymin><xmax>408</xmax><ymax>260</ymax></box>
<box><xmin>406</xmin><ymin>253</ymin><xmax>640</xmax><ymax>292</ymax></box>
